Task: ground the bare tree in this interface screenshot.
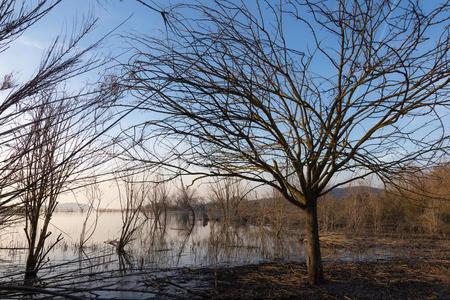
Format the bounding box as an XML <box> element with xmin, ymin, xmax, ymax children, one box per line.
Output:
<box><xmin>263</xmin><ymin>189</ymin><xmax>290</xmax><ymax>238</ymax></box>
<box><xmin>174</xmin><ymin>178</ymin><xmax>197</xmax><ymax>227</ymax></box>
<box><xmin>111</xmin><ymin>175</ymin><xmax>146</xmax><ymax>253</ymax></box>
<box><xmin>122</xmin><ymin>0</ymin><xmax>450</xmax><ymax>284</ymax></box>
<box><xmin>142</xmin><ymin>176</ymin><xmax>169</xmax><ymax>230</ymax></box>
<box><xmin>394</xmin><ymin>163</ymin><xmax>450</xmax><ymax>234</ymax></box>
<box><xmin>15</xmin><ymin>92</ymin><xmax>85</xmax><ymax>283</ymax></box>
<box><xmin>0</xmin><ymin>0</ymin><xmax>60</xmax><ymax>223</ymax></box>
<box><xmin>0</xmin><ymin>0</ymin><xmax>121</xmax><ymax>227</ymax></box>
<box><xmin>209</xmin><ymin>177</ymin><xmax>248</xmax><ymax>225</ymax></box>
<box><xmin>11</xmin><ymin>45</ymin><xmax>119</xmax><ymax>283</ymax></box>
<box><xmin>78</xmin><ymin>179</ymin><xmax>101</xmax><ymax>250</ymax></box>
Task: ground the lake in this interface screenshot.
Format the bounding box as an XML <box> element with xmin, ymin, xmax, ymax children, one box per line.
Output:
<box><xmin>1</xmin><ymin>211</ymin><xmax>305</xmax><ymax>270</ymax></box>
<box><xmin>0</xmin><ymin>211</ymin><xmax>437</xmax><ymax>299</ymax></box>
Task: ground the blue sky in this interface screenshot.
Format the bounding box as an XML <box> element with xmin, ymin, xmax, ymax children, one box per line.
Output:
<box><xmin>0</xmin><ymin>0</ymin><xmax>167</xmax><ymax>83</ymax></box>
<box><xmin>3</xmin><ymin>0</ymin><xmax>446</xmax><ymax>86</ymax></box>
<box><xmin>2</xmin><ymin>1</ymin><xmax>448</xmax><ymax>206</ymax></box>
<box><xmin>0</xmin><ymin>1</ymin><xmax>171</xmax><ymax>208</ymax></box>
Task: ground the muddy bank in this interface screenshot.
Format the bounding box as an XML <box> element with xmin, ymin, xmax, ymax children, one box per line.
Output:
<box><xmin>174</xmin><ymin>258</ymin><xmax>450</xmax><ymax>299</ymax></box>
<box><xmin>0</xmin><ymin>257</ymin><xmax>448</xmax><ymax>299</ymax></box>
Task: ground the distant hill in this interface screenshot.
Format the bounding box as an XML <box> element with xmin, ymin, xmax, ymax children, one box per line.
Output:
<box><xmin>206</xmin><ymin>186</ymin><xmax>385</xmax><ymax>208</ymax></box>
<box><xmin>328</xmin><ymin>186</ymin><xmax>384</xmax><ymax>199</ymax></box>
<box><xmin>55</xmin><ymin>202</ymin><xmax>90</xmax><ymax>212</ymax></box>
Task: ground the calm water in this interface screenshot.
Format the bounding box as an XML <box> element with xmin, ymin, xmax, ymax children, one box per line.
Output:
<box><xmin>0</xmin><ymin>211</ymin><xmax>426</xmax><ymax>299</ymax></box>
<box><xmin>0</xmin><ymin>211</ymin><xmax>398</xmax><ymax>276</ymax></box>
<box><xmin>0</xmin><ymin>211</ymin><xmax>303</xmax><ymax>271</ymax></box>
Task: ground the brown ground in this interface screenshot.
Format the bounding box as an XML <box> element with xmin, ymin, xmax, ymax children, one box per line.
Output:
<box><xmin>174</xmin><ymin>257</ymin><xmax>450</xmax><ymax>299</ymax></box>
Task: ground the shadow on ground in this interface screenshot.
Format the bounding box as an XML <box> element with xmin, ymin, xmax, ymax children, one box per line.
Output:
<box><xmin>176</xmin><ymin>258</ymin><xmax>450</xmax><ymax>299</ymax></box>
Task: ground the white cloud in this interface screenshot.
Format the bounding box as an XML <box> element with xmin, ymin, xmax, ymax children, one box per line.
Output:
<box><xmin>18</xmin><ymin>35</ymin><xmax>47</xmax><ymax>50</ymax></box>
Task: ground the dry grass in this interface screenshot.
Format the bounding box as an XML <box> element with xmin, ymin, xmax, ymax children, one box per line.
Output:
<box><xmin>183</xmin><ymin>258</ymin><xmax>450</xmax><ymax>299</ymax></box>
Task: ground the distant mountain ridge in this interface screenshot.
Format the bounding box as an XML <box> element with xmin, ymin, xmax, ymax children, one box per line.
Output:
<box><xmin>219</xmin><ymin>186</ymin><xmax>385</xmax><ymax>207</ymax></box>
<box><xmin>328</xmin><ymin>186</ymin><xmax>384</xmax><ymax>199</ymax></box>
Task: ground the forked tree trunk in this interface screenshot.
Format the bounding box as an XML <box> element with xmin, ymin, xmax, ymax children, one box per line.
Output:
<box><xmin>304</xmin><ymin>199</ymin><xmax>324</xmax><ymax>285</ymax></box>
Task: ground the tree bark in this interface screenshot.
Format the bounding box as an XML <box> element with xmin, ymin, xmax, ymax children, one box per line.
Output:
<box><xmin>24</xmin><ymin>255</ymin><xmax>37</xmax><ymax>285</ymax></box>
<box><xmin>305</xmin><ymin>199</ymin><xmax>324</xmax><ymax>285</ymax></box>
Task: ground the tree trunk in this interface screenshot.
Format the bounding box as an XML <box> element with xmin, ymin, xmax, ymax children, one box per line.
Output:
<box><xmin>305</xmin><ymin>199</ymin><xmax>324</xmax><ymax>285</ymax></box>
<box><xmin>24</xmin><ymin>254</ymin><xmax>37</xmax><ymax>285</ymax></box>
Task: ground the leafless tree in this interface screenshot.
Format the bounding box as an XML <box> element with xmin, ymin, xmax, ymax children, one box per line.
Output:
<box><xmin>0</xmin><ymin>0</ymin><xmax>59</xmax><ymax>222</ymax></box>
<box><xmin>122</xmin><ymin>0</ymin><xmax>450</xmax><ymax>284</ymax></box>
<box><xmin>0</xmin><ymin>0</ymin><xmax>123</xmax><ymax>229</ymax></box>
<box><xmin>209</xmin><ymin>177</ymin><xmax>249</xmax><ymax>225</ymax></box>
<box><xmin>111</xmin><ymin>175</ymin><xmax>146</xmax><ymax>253</ymax></box>
<box><xmin>14</xmin><ymin>92</ymin><xmax>87</xmax><ymax>283</ymax></box>
<box><xmin>262</xmin><ymin>189</ymin><xmax>290</xmax><ymax>238</ymax></box>
<box><xmin>394</xmin><ymin>163</ymin><xmax>450</xmax><ymax>234</ymax></box>
<box><xmin>142</xmin><ymin>176</ymin><xmax>169</xmax><ymax>230</ymax></box>
<box><xmin>174</xmin><ymin>178</ymin><xmax>197</xmax><ymax>227</ymax></box>
<box><xmin>9</xmin><ymin>29</ymin><xmax>120</xmax><ymax>282</ymax></box>
<box><xmin>78</xmin><ymin>179</ymin><xmax>101</xmax><ymax>250</ymax></box>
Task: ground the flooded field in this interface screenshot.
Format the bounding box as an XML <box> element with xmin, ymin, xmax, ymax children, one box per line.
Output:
<box><xmin>0</xmin><ymin>211</ymin><xmax>448</xmax><ymax>299</ymax></box>
<box><xmin>0</xmin><ymin>211</ymin><xmax>428</xmax><ymax>269</ymax></box>
<box><xmin>0</xmin><ymin>211</ymin><xmax>302</xmax><ymax>270</ymax></box>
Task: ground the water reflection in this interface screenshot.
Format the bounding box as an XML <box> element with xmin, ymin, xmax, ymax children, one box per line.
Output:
<box><xmin>0</xmin><ymin>211</ymin><xmax>413</xmax><ymax>277</ymax></box>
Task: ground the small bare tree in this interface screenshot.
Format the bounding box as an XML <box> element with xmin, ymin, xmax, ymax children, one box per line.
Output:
<box><xmin>112</xmin><ymin>175</ymin><xmax>146</xmax><ymax>253</ymax></box>
<box><xmin>175</xmin><ymin>178</ymin><xmax>197</xmax><ymax>228</ymax></box>
<box><xmin>12</xmin><ymin>51</ymin><xmax>118</xmax><ymax>283</ymax></box>
<box><xmin>15</xmin><ymin>92</ymin><xmax>82</xmax><ymax>282</ymax></box>
<box><xmin>122</xmin><ymin>0</ymin><xmax>449</xmax><ymax>284</ymax></box>
<box><xmin>0</xmin><ymin>0</ymin><xmax>62</xmax><ymax>224</ymax></box>
<box><xmin>143</xmin><ymin>176</ymin><xmax>169</xmax><ymax>230</ymax></box>
<box><xmin>0</xmin><ymin>0</ymin><xmax>122</xmax><ymax>229</ymax></box>
<box><xmin>78</xmin><ymin>179</ymin><xmax>101</xmax><ymax>250</ymax></box>
<box><xmin>209</xmin><ymin>177</ymin><xmax>248</xmax><ymax>225</ymax></box>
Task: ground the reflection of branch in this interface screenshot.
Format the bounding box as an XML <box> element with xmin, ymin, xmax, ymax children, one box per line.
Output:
<box><xmin>117</xmin><ymin>249</ymin><xmax>133</xmax><ymax>274</ymax></box>
<box><xmin>175</xmin><ymin>218</ymin><xmax>194</xmax><ymax>265</ymax></box>
<box><xmin>0</xmin><ymin>285</ymin><xmax>85</xmax><ymax>300</ymax></box>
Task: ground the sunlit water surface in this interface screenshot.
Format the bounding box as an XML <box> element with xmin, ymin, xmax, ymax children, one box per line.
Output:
<box><xmin>0</xmin><ymin>211</ymin><xmax>399</xmax><ymax>276</ymax></box>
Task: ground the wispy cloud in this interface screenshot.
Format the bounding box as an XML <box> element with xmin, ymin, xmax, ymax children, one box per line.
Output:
<box><xmin>18</xmin><ymin>35</ymin><xmax>47</xmax><ymax>50</ymax></box>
